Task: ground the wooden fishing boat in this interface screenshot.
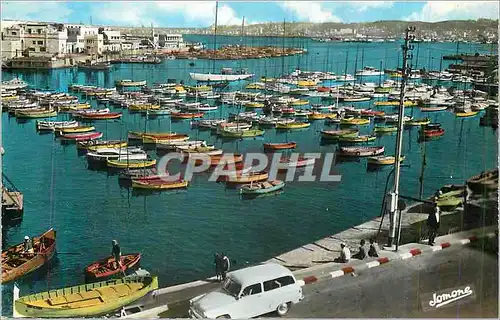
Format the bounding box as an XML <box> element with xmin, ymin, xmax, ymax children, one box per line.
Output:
<box><xmin>142</xmin><ymin>134</ymin><xmax>190</xmax><ymax>144</ymax></box>
<box><xmin>244</xmin><ymin>102</ymin><xmax>264</xmax><ymax>109</ymax></box>
<box><xmin>59</xmin><ymin>132</ymin><xmax>103</xmax><ymax>142</ymax></box>
<box><xmin>58</xmin><ymin>103</ymin><xmax>91</xmax><ymax>112</ymax></box>
<box><xmin>337</xmin><ymin>146</ymin><xmax>385</xmax><ymax>157</ymax></box>
<box><xmin>374</xmin><ymin>101</ymin><xmax>417</xmax><ymax>107</ymax></box>
<box><xmin>226</xmin><ymin>171</ymin><xmax>269</xmax><ymax>185</ymax></box>
<box><xmin>182</xmin><ymin>149</ymin><xmax>224</xmax><ymax>162</ymax></box>
<box><xmin>361</xmin><ymin>110</ymin><xmax>385</xmax><ymax>117</ymax></box>
<box><xmin>78</xmin><ymin>140</ymin><xmax>128</xmax><ymax>151</ymax></box>
<box><xmin>118</xmin><ymin>168</ymin><xmax>157</xmax><ymax>181</ymax></box>
<box><xmin>128</xmin><ymin>104</ymin><xmax>160</xmax><ymax>112</ymax></box>
<box><xmin>367</xmin><ymin>155</ymin><xmax>406</xmax><ymax>165</ymax></box>
<box><xmin>36</xmin><ymin>120</ymin><xmax>79</xmax><ymax>131</ymax></box>
<box><xmin>2</xmin><ymin>229</ymin><xmax>56</xmax><ymax>284</ymax></box>
<box><xmin>263</xmin><ymin>142</ymin><xmax>297</xmax><ymax>150</ymax></box>
<box><xmin>220</xmin><ymin>128</ymin><xmax>265</xmax><ymax>138</ymax></box>
<box><xmin>177</xmin><ymin>144</ymin><xmax>215</xmax><ymax>152</ymax></box>
<box><xmin>308</xmin><ymin>112</ymin><xmax>327</xmax><ymax>120</ymax></box>
<box><xmin>320</xmin><ymin>129</ymin><xmax>358</xmax><ymax>140</ymax></box>
<box><xmin>466</xmin><ymin>169</ymin><xmax>498</xmax><ymax>194</ymax></box>
<box><xmin>107</xmin><ymin>159</ymin><xmax>157</xmax><ymax>169</ymax></box>
<box><xmin>275</xmin><ymin>122</ymin><xmax>310</xmax><ymax>130</ymax></box>
<box><xmin>277</xmin><ymin>157</ymin><xmax>316</xmax><ymax>171</ymax></box>
<box><xmin>456</xmin><ymin>111</ymin><xmax>479</xmax><ymax>118</ymax></box>
<box><xmin>128</xmin><ymin>131</ymin><xmax>178</xmax><ymax>140</ymax></box>
<box><xmin>338</xmin><ymin>135</ymin><xmax>376</xmax><ymax>143</ymax></box>
<box><xmin>436</xmin><ymin>197</ymin><xmax>463</xmax><ymax>208</ymax></box>
<box><xmin>374</xmin><ymin>125</ymin><xmax>397</xmax><ymax>133</ymax></box>
<box><xmin>240</xmin><ymin>180</ymin><xmax>285</xmax><ymax>195</ymax></box>
<box><xmin>16</xmin><ymin>110</ymin><xmax>57</xmax><ymax>119</ymax></box>
<box><xmin>343</xmin><ymin>96</ymin><xmax>371</xmax><ymax>102</ymax></box>
<box><xmin>290</xmin><ymin>99</ymin><xmax>310</xmax><ymax>106</ymax></box>
<box><xmin>13</xmin><ymin>275</ymin><xmax>158</xmax><ymax>318</ymax></box>
<box><xmin>340</xmin><ymin>118</ymin><xmax>370</xmax><ymax>126</ymax></box>
<box><xmin>404</xmin><ymin>118</ymin><xmax>430</xmax><ymax>126</ymax></box>
<box><xmin>171</xmin><ymin>112</ymin><xmax>204</xmax><ymax>120</ymax></box>
<box><xmin>420</xmin><ymin>106</ymin><xmax>448</xmax><ymax>112</ymax></box>
<box><xmin>115</xmin><ymin>79</ymin><xmax>147</xmax><ymax>87</ymax></box>
<box><xmin>199</xmin><ymin>153</ymin><xmax>244</xmax><ymax>166</ymax></box>
<box><xmin>56</xmin><ymin>125</ymin><xmax>95</xmax><ymax>135</ymax></box>
<box><xmin>420</xmin><ymin>128</ymin><xmax>445</xmax><ymax>140</ymax></box>
<box><xmin>79</xmin><ymin>112</ymin><xmax>122</xmax><ymax>120</ymax></box>
<box><xmin>132</xmin><ymin>179</ymin><xmax>188</xmax><ymax>190</ymax></box>
<box><xmin>84</xmin><ymin>253</ymin><xmax>141</xmax><ymax>281</ymax></box>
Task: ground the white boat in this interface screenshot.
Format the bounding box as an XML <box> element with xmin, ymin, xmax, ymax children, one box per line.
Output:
<box><xmin>36</xmin><ymin>120</ymin><xmax>79</xmax><ymax>131</ymax></box>
<box><xmin>189</xmin><ymin>72</ymin><xmax>254</xmax><ymax>82</ymax></box>
<box><xmin>115</xmin><ymin>79</ymin><xmax>147</xmax><ymax>87</ymax></box>
<box><xmin>2</xmin><ymin>78</ymin><xmax>28</xmax><ymax>90</ymax></box>
<box><xmin>336</xmin><ymin>74</ymin><xmax>356</xmax><ymax>82</ymax></box>
<box><xmin>86</xmin><ymin>147</ymin><xmax>147</xmax><ymax>162</ymax></box>
<box><xmin>156</xmin><ymin>140</ymin><xmax>206</xmax><ymax>151</ymax></box>
<box><xmin>188</xmin><ymin>104</ymin><xmax>218</xmax><ymax>112</ymax></box>
<box><xmin>355</xmin><ymin>67</ymin><xmax>384</xmax><ymax>76</ymax></box>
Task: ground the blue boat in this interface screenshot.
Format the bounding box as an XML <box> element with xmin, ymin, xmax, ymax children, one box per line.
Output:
<box><xmin>240</xmin><ymin>180</ymin><xmax>285</xmax><ymax>195</ymax></box>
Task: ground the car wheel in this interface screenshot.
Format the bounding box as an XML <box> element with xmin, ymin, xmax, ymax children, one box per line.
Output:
<box><xmin>216</xmin><ymin>315</ymin><xmax>230</xmax><ymax>319</ymax></box>
<box><xmin>276</xmin><ymin>302</ymin><xmax>290</xmax><ymax>316</ymax></box>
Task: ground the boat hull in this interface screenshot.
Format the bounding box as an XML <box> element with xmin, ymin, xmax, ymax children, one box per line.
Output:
<box><xmin>84</xmin><ymin>253</ymin><xmax>141</xmax><ymax>281</ymax></box>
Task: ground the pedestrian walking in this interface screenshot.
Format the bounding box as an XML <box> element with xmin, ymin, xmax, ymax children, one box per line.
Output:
<box><xmin>221</xmin><ymin>253</ymin><xmax>230</xmax><ymax>280</ymax></box>
<box><xmin>352</xmin><ymin>239</ymin><xmax>366</xmax><ymax>260</ymax></box>
<box><xmin>214</xmin><ymin>253</ymin><xmax>222</xmax><ymax>281</ymax></box>
<box><xmin>368</xmin><ymin>238</ymin><xmax>379</xmax><ymax>257</ymax></box>
<box><xmin>427</xmin><ymin>203</ymin><xmax>441</xmax><ymax>245</ymax></box>
<box><xmin>339</xmin><ymin>243</ymin><xmax>351</xmax><ymax>263</ymax></box>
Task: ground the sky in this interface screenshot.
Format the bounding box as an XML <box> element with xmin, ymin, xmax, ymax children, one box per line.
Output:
<box><xmin>1</xmin><ymin>1</ymin><xmax>499</xmax><ymax>27</ymax></box>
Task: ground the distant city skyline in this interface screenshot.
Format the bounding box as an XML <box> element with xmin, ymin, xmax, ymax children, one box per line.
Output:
<box><xmin>2</xmin><ymin>1</ymin><xmax>499</xmax><ymax>28</ymax></box>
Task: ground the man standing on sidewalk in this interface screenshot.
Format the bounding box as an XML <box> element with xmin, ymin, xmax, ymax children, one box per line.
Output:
<box><xmin>427</xmin><ymin>203</ymin><xmax>440</xmax><ymax>245</ymax></box>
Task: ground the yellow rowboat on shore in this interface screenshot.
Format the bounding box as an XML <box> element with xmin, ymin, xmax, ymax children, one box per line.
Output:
<box><xmin>57</xmin><ymin>126</ymin><xmax>95</xmax><ymax>135</ymax></box>
<box><xmin>276</xmin><ymin>122</ymin><xmax>311</xmax><ymax>130</ymax></box>
<box><xmin>340</xmin><ymin>118</ymin><xmax>370</xmax><ymax>126</ymax></box>
<box><xmin>13</xmin><ymin>276</ymin><xmax>158</xmax><ymax>318</ymax></box>
<box><xmin>16</xmin><ymin>110</ymin><xmax>58</xmax><ymax>119</ymax></box>
<box><xmin>456</xmin><ymin>111</ymin><xmax>479</xmax><ymax>118</ymax></box>
<box><xmin>367</xmin><ymin>155</ymin><xmax>406</xmax><ymax>165</ymax></box>
<box><xmin>373</xmin><ymin>101</ymin><xmax>417</xmax><ymax>107</ymax></box>
<box><xmin>107</xmin><ymin>159</ymin><xmax>157</xmax><ymax>169</ymax></box>
<box><xmin>132</xmin><ymin>179</ymin><xmax>189</xmax><ymax>190</ymax></box>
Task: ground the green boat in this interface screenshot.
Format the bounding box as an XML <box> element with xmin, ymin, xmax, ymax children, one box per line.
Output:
<box><xmin>374</xmin><ymin>87</ymin><xmax>392</xmax><ymax>93</ymax></box>
<box><xmin>220</xmin><ymin>128</ymin><xmax>265</xmax><ymax>138</ymax></box>
<box><xmin>374</xmin><ymin>125</ymin><xmax>397</xmax><ymax>133</ymax></box>
<box><xmin>338</xmin><ymin>135</ymin><xmax>376</xmax><ymax>143</ymax></box>
<box><xmin>438</xmin><ymin>189</ymin><xmax>464</xmax><ymax>199</ymax></box>
<box><xmin>13</xmin><ymin>275</ymin><xmax>158</xmax><ymax>318</ymax></box>
<box><xmin>240</xmin><ymin>180</ymin><xmax>285</xmax><ymax>195</ymax></box>
<box><xmin>436</xmin><ymin>197</ymin><xmax>463</xmax><ymax>208</ymax></box>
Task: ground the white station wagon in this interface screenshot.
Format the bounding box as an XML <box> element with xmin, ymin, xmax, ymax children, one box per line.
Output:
<box><xmin>189</xmin><ymin>263</ymin><xmax>303</xmax><ymax>318</ymax></box>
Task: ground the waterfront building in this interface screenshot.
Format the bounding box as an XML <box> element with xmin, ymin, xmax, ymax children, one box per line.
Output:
<box><xmin>101</xmin><ymin>29</ymin><xmax>122</xmax><ymax>52</ymax></box>
<box><xmin>84</xmin><ymin>34</ymin><xmax>104</xmax><ymax>55</ymax></box>
<box><xmin>66</xmin><ymin>24</ymin><xmax>99</xmax><ymax>53</ymax></box>
<box><xmin>158</xmin><ymin>34</ymin><xmax>185</xmax><ymax>49</ymax></box>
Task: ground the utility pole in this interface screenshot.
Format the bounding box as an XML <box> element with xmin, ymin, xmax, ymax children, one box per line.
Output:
<box><xmin>386</xmin><ymin>26</ymin><xmax>416</xmax><ymax>250</ymax></box>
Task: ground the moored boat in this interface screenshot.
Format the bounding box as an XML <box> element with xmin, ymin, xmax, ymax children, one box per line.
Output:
<box><xmin>320</xmin><ymin>129</ymin><xmax>358</xmax><ymax>140</ymax></box>
<box><xmin>337</xmin><ymin>146</ymin><xmax>385</xmax><ymax>157</ymax></box>
<box><xmin>466</xmin><ymin>169</ymin><xmax>498</xmax><ymax>194</ymax></box>
<box><xmin>420</xmin><ymin>106</ymin><xmax>448</xmax><ymax>112</ymax></box>
<box><xmin>374</xmin><ymin>125</ymin><xmax>397</xmax><ymax>133</ymax></box>
<box><xmin>338</xmin><ymin>134</ymin><xmax>376</xmax><ymax>143</ymax></box>
<box><xmin>59</xmin><ymin>132</ymin><xmax>103</xmax><ymax>142</ymax></box>
<box><xmin>220</xmin><ymin>128</ymin><xmax>265</xmax><ymax>138</ymax></box>
<box><xmin>131</xmin><ymin>179</ymin><xmax>188</xmax><ymax>190</ymax></box>
<box><xmin>240</xmin><ymin>180</ymin><xmax>285</xmax><ymax>195</ymax></box>
<box><xmin>275</xmin><ymin>121</ymin><xmax>310</xmax><ymax>130</ymax></box>
<box><xmin>36</xmin><ymin>120</ymin><xmax>79</xmax><ymax>131</ymax></box>
<box><xmin>420</xmin><ymin>128</ymin><xmax>445</xmax><ymax>140</ymax></box>
<box><xmin>78</xmin><ymin>112</ymin><xmax>122</xmax><ymax>120</ymax></box>
<box><xmin>340</xmin><ymin>118</ymin><xmax>370</xmax><ymax>126</ymax></box>
<box><xmin>404</xmin><ymin>118</ymin><xmax>430</xmax><ymax>126</ymax></box>
<box><xmin>263</xmin><ymin>142</ymin><xmax>297</xmax><ymax>150</ymax></box>
<box><xmin>456</xmin><ymin>111</ymin><xmax>479</xmax><ymax>118</ymax></box>
<box><xmin>78</xmin><ymin>140</ymin><xmax>128</xmax><ymax>151</ymax></box>
<box><xmin>277</xmin><ymin>157</ymin><xmax>316</xmax><ymax>171</ymax></box>
<box><xmin>13</xmin><ymin>275</ymin><xmax>158</xmax><ymax>318</ymax></box>
<box><xmin>171</xmin><ymin>112</ymin><xmax>204</xmax><ymax>120</ymax></box>
<box><xmin>56</xmin><ymin>125</ymin><xmax>95</xmax><ymax>135</ymax></box>
<box><xmin>2</xmin><ymin>228</ymin><xmax>56</xmax><ymax>284</ymax></box>
<box><xmin>84</xmin><ymin>253</ymin><xmax>141</xmax><ymax>281</ymax></box>
<box><xmin>107</xmin><ymin>159</ymin><xmax>157</xmax><ymax>169</ymax></box>
<box><xmin>226</xmin><ymin>171</ymin><xmax>269</xmax><ymax>185</ymax></box>
<box><xmin>367</xmin><ymin>155</ymin><xmax>406</xmax><ymax>165</ymax></box>
<box><xmin>16</xmin><ymin>109</ymin><xmax>57</xmax><ymax>119</ymax></box>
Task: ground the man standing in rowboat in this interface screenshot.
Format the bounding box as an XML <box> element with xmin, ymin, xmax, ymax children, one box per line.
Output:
<box><xmin>112</xmin><ymin>240</ymin><xmax>122</xmax><ymax>270</ymax></box>
<box><xmin>23</xmin><ymin>236</ymin><xmax>34</xmax><ymax>256</ymax></box>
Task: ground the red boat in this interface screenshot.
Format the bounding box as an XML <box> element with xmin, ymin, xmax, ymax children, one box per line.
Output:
<box><xmin>79</xmin><ymin>112</ymin><xmax>122</xmax><ymax>120</ymax></box>
<box><xmin>134</xmin><ymin>173</ymin><xmax>170</xmax><ymax>182</ymax></box>
<box><xmin>171</xmin><ymin>112</ymin><xmax>204</xmax><ymax>119</ymax></box>
<box><xmin>277</xmin><ymin>156</ymin><xmax>316</xmax><ymax>171</ymax></box>
<box><xmin>263</xmin><ymin>142</ymin><xmax>297</xmax><ymax>150</ymax></box>
<box><xmin>361</xmin><ymin>110</ymin><xmax>385</xmax><ymax>117</ymax></box>
<box><xmin>195</xmin><ymin>153</ymin><xmax>243</xmax><ymax>166</ymax></box>
<box><xmin>84</xmin><ymin>253</ymin><xmax>141</xmax><ymax>281</ymax></box>
<box><xmin>59</xmin><ymin>132</ymin><xmax>103</xmax><ymax>141</ymax></box>
<box><xmin>317</xmin><ymin>86</ymin><xmax>331</xmax><ymax>93</ymax></box>
<box><xmin>281</xmin><ymin>107</ymin><xmax>295</xmax><ymax>114</ymax></box>
<box><xmin>421</xmin><ymin>128</ymin><xmax>445</xmax><ymax>139</ymax></box>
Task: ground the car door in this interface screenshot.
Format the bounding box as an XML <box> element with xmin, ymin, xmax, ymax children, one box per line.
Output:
<box><xmin>235</xmin><ymin>283</ymin><xmax>264</xmax><ymax>318</ymax></box>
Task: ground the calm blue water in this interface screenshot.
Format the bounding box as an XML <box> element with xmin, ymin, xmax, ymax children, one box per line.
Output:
<box><xmin>1</xmin><ymin>36</ymin><xmax>498</xmax><ymax>314</ymax></box>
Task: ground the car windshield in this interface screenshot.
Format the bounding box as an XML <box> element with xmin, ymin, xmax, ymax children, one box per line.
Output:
<box><xmin>222</xmin><ymin>278</ymin><xmax>241</xmax><ymax>297</ymax></box>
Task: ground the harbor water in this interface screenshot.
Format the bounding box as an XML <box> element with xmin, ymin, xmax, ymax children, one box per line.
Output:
<box><xmin>1</xmin><ymin>35</ymin><xmax>498</xmax><ymax>314</ymax></box>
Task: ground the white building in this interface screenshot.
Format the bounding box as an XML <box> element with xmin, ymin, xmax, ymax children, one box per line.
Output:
<box><xmin>101</xmin><ymin>29</ymin><xmax>122</xmax><ymax>52</ymax></box>
<box><xmin>66</xmin><ymin>24</ymin><xmax>99</xmax><ymax>53</ymax></box>
<box><xmin>84</xmin><ymin>34</ymin><xmax>104</xmax><ymax>55</ymax></box>
<box><xmin>158</xmin><ymin>34</ymin><xmax>185</xmax><ymax>49</ymax></box>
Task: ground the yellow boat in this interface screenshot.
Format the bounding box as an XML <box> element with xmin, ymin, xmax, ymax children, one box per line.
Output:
<box><xmin>276</xmin><ymin>122</ymin><xmax>311</xmax><ymax>130</ymax></box>
<box><xmin>367</xmin><ymin>155</ymin><xmax>406</xmax><ymax>165</ymax></box>
<box><xmin>338</xmin><ymin>135</ymin><xmax>376</xmax><ymax>143</ymax></box>
<box><xmin>220</xmin><ymin>129</ymin><xmax>265</xmax><ymax>138</ymax></box>
<box><xmin>187</xmin><ymin>85</ymin><xmax>212</xmax><ymax>92</ymax></box>
<box><xmin>340</xmin><ymin>118</ymin><xmax>370</xmax><ymax>126</ymax></box>
<box><xmin>456</xmin><ymin>111</ymin><xmax>479</xmax><ymax>118</ymax></box>
<box><xmin>16</xmin><ymin>110</ymin><xmax>58</xmax><ymax>119</ymax></box>
<box><xmin>132</xmin><ymin>179</ymin><xmax>189</xmax><ymax>190</ymax></box>
<box><xmin>297</xmin><ymin>80</ymin><xmax>316</xmax><ymax>87</ymax></box>
<box><xmin>2</xmin><ymin>95</ymin><xmax>19</xmax><ymax>102</ymax></box>
<box><xmin>260</xmin><ymin>77</ymin><xmax>275</xmax><ymax>82</ymax></box>
<box><xmin>107</xmin><ymin>159</ymin><xmax>157</xmax><ymax>169</ymax></box>
<box><xmin>290</xmin><ymin>99</ymin><xmax>309</xmax><ymax>106</ymax></box>
<box><xmin>308</xmin><ymin>113</ymin><xmax>327</xmax><ymax>120</ymax></box>
<box><xmin>78</xmin><ymin>140</ymin><xmax>128</xmax><ymax>151</ymax></box>
<box><xmin>142</xmin><ymin>135</ymin><xmax>190</xmax><ymax>144</ymax></box>
<box><xmin>175</xmin><ymin>85</ymin><xmax>187</xmax><ymax>93</ymax></box>
<box><xmin>244</xmin><ymin>102</ymin><xmax>264</xmax><ymax>109</ymax></box>
<box><xmin>59</xmin><ymin>104</ymin><xmax>92</xmax><ymax>112</ymax></box>
<box><xmin>404</xmin><ymin>118</ymin><xmax>430</xmax><ymax>126</ymax></box>
<box><xmin>373</xmin><ymin>101</ymin><xmax>417</xmax><ymax>107</ymax></box>
<box><xmin>245</xmin><ymin>83</ymin><xmax>265</xmax><ymax>90</ymax></box>
<box><xmin>13</xmin><ymin>276</ymin><xmax>158</xmax><ymax>318</ymax></box>
<box><xmin>58</xmin><ymin>126</ymin><xmax>95</xmax><ymax>134</ymax></box>
<box><xmin>129</xmin><ymin>104</ymin><xmax>160</xmax><ymax>112</ymax></box>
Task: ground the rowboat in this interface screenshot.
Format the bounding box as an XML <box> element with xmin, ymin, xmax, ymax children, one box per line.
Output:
<box><xmin>320</xmin><ymin>129</ymin><xmax>358</xmax><ymax>140</ymax></box>
<box><xmin>277</xmin><ymin>157</ymin><xmax>316</xmax><ymax>171</ymax></box>
<box><xmin>84</xmin><ymin>253</ymin><xmax>141</xmax><ymax>281</ymax></box>
<box><xmin>240</xmin><ymin>180</ymin><xmax>285</xmax><ymax>195</ymax></box>
<box><xmin>58</xmin><ymin>104</ymin><xmax>91</xmax><ymax>112</ymax></box>
<box><xmin>36</xmin><ymin>120</ymin><xmax>79</xmax><ymax>131</ymax></box>
<box><xmin>128</xmin><ymin>131</ymin><xmax>178</xmax><ymax>140</ymax></box>
<box><xmin>177</xmin><ymin>144</ymin><xmax>215</xmax><ymax>152</ymax></box>
<box><xmin>13</xmin><ymin>275</ymin><xmax>158</xmax><ymax>318</ymax></box>
<box><xmin>367</xmin><ymin>155</ymin><xmax>406</xmax><ymax>165</ymax></box>
<box><xmin>244</xmin><ymin>102</ymin><xmax>264</xmax><ymax>109</ymax></box>
<box><xmin>86</xmin><ymin>147</ymin><xmax>147</xmax><ymax>162</ymax></box>
<box><xmin>420</xmin><ymin>128</ymin><xmax>445</xmax><ymax>140</ymax></box>
<box><xmin>56</xmin><ymin>125</ymin><xmax>95</xmax><ymax>135</ymax></box>
<box><xmin>404</xmin><ymin>118</ymin><xmax>430</xmax><ymax>126</ymax></box>
<box><xmin>456</xmin><ymin>111</ymin><xmax>479</xmax><ymax>118</ymax></box>
<box><xmin>337</xmin><ymin>146</ymin><xmax>385</xmax><ymax>157</ymax></box>
<box><xmin>340</xmin><ymin>118</ymin><xmax>370</xmax><ymax>126</ymax></box>
<box><xmin>16</xmin><ymin>110</ymin><xmax>57</xmax><ymax>119</ymax></box>
<box><xmin>118</xmin><ymin>168</ymin><xmax>157</xmax><ymax>181</ymax></box>
<box><xmin>171</xmin><ymin>112</ymin><xmax>204</xmax><ymax>120</ymax></box>
<box><xmin>263</xmin><ymin>142</ymin><xmax>297</xmax><ymax>150</ymax></box>
<box><xmin>79</xmin><ymin>112</ymin><xmax>122</xmax><ymax>120</ymax></box>
<box><xmin>202</xmin><ymin>154</ymin><xmax>243</xmax><ymax>166</ymax></box>
<box><xmin>220</xmin><ymin>128</ymin><xmax>265</xmax><ymax>138</ymax></box>
<box><xmin>107</xmin><ymin>159</ymin><xmax>157</xmax><ymax>169</ymax></box>
<box><xmin>343</xmin><ymin>96</ymin><xmax>371</xmax><ymax>102</ymax></box>
<box><xmin>59</xmin><ymin>132</ymin><xmax>103</xmax><ymax>142</ymax></box>
<box><xmin>374</xmin><ymin>125</ymin><xmax>397</xmax><ymax>133</ymax></box>
<box><xmin>275</xmin><ymin>122</ymin><xmax>310</xmax><ymax>130</ymax></box>
<box><xmin>142</xmin><ymin>134</ymin><xmax>190</xmax><ymax>144</ymax></box>
<box><xmin>129</xmin><ymin>104</ymin><xmax>160</xmax><ymax>112</ymax></box>
<box><xmin>466</xmin><ymin>169</ymin><xmax>498</xmax><ymax>194</ymax></box>
<box><xmin>338</xmin><ymin>135</ymin><xmax>376</xmax><ymax>143</ymax></box>
<box><xmin>182</xmin><ymin>149</ymin><xmax>224</xmax><ymax>161</ymax></box>
<box><xmin>436</xmin><ymin>197</ymin><xmax>463</xmax><ymax>208</ymax></box>
<box><xmin>308</xmin><ymin>112</ymin><xmax>327</xmax><ymax>120</ymax></box>
<box><xmin>374</xmin><ymin>101</ymin><xmax>417</xmax><ymax>107</ymax></box>
<box><xmin>157</xmin><ymin>140</ymin><xmax>206</xmax><ymax>151</ymax></box>
<box><xmin>132</xmin><ymin>179</ymin><xmax>189</xmax><ymax>190</ymax></box>
<box><xmin>420</xmin><ymin>106</ymin><xmax>448</xmax><ymax>112</ymax></box>
<box><xmin>290</xmin><ymin>99</ymin><xmax>309</xmax><ymax>106</ymax></box>
<box><xmin>2</xmin><ymin>229</ymin><xmax>56</xmax><ymax>284</ymax></box>
<box><xmin>115</xmin><ymin>79</ymin><xmax>147</xmax><ymax>87</ymax></box>
<box><xmin>361</xmin><ymin>110</ymin><xmax>385</xmax><ymax>117</ymax></box>
<box><xmin>226</xmin><ymin>171</ymin><xmax>269</xmax><ymax>185</ymax></box>
<box><xmin>77</xmin><ymin>140</ymin><xmax>128</xmax><ymax>151</ymax></box>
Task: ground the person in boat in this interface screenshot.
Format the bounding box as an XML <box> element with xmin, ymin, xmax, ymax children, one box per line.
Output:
<box><xmin>23</xmin><ymin>236</ymin><xmax>34</xmax><ymax>256</ymax></box>
<box><xmin>338</xmin><ymin>243</ymin><xmax>351</xmax><ymax>263</ymax></box>
<box><xmin>368</xmin><ymin>238</ymin><xmax>379</xmax><ymax>258</ymax></box>
<box><xmin>352</xmin><ymin>239</ymin><xmax>366</xmax><ymax>260</ymax></box>
<box><xmin>112</xmin><ymin>240</ymin><xmax>122</xmax><ymax>270</ymax></box>
<box><xmin>214</xmin><ymin>253</ymin><xmax>222</xmax><ymax>281</ymax></box>
<box><xmin>221</xmin><ymin>253</ymin><xmax>230</xmax><ymax>280</ymax></box>
<box><xmin>427</xmin><ymin>203</ymin><xmax>440</xmax><ymax>246</ymax></box>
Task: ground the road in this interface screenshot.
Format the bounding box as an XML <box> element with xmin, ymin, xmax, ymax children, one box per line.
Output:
<box><xmin>285</xmin><ymin>239</ymin><xmax>498</xmax><ymax>318</ymax></box>
<box><xmin>161</xmin><ymin>238</ymin><xmax>498</xmax><ymax>318</ymax></box>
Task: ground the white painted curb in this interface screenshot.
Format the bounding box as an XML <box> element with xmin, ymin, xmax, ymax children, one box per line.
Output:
<box><xmin>366</xmin><ymin>261</ymin><xmax>380</xmax><ymax>268</ymax></box>
<box><xmin>330</xmin><ymin>270</ymin><xmax>345</xmax><ymax>278</ymax></box>
<box><xmin>400</xmin><ymin>252</ymin><xmax>413</xmax><ymax>260</ymax></box>
<box><xmin>431</xmin><ymin>245</ymin><xmax>443</xmax><ymax>252</ymax></box>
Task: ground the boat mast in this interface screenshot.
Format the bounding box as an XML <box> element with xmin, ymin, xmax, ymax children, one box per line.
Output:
<box><xmin>352</xmin><ymin>46</ymin><xmax>358</xmax><ymax>95</ymax></box>
<box><xmin>281</xmin><ymin>18</ymin><xmax>286</xmax><ymax>76</ymax></box>
<box><xmin>359</xmin><ymin>48</ymin><xmax>364</xmax><ymax>85</ymax></box>
<box><xmin>212</xmin><ymin>1</ymin><xmax>218</xmax><ymax>74</ymax></box>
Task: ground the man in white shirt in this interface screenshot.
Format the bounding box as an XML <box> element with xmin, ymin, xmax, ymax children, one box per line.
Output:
<box><xmin>339</xmin><ymin>243</ymin><xmax>351</xmax><ymax>262</ymax></box>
